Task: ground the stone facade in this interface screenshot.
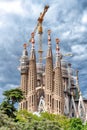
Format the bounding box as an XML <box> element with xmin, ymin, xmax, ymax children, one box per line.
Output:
<box><xmin>19</xmin><ymin>31</ymin><xmax>87</xmax><ymax>121</ymax></box>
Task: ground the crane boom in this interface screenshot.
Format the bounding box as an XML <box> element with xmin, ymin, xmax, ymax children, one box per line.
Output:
<box><xmin>28</xmin><ymin>5</ymin><xmax>49</xmax><ymax>44</ymax></box>
<box><xmin>38</xmin><ymin>5</ymin><xmax>49</xmax><ymax>24</ymax></box>
<box><xmin>37</xmin><ymin>5</ymin><xmax>49</xmax><ymax>63</ymax></box>
<box><xmin>26</xmin><ymin>5</ymin><xmax>49</xmax><ymax>63</ymax></box>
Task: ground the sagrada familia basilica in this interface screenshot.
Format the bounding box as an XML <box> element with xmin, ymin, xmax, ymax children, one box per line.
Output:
<box><xmin>18</xmin><ymin>5</ymin><xmax>87</xmax><ymax>121</ymax></box>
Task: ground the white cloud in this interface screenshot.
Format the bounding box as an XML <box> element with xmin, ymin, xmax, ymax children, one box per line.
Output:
<box><xmin>62</xmin><ymin>31</ymin><xmax>71</xmax><ymax>39</ymax></box>
<box><xmin>71</xmin><ymin>44</ymin><xmax>87</xmax><ymax>61</ymax></box>
<box><xmin>79</xmin><ymin>26</ymin><xmax>86</xmax><ymax>32</ymax></box>
<box><xmin>72</xmin><ymin>53</ymin><xmax>87</xmax><ymax>61</ymax></box>
<box><xmin>29</xmin><ymin>3</ymin><xmax>43</xmax><ymax>18</ymax></box>
<box><xmin>0</xmin><ymin>1</ymin><xmax>26</xmax><ymax>15</ymax></box>
<box><xmin>0</xmin><ymin>21</ymin><xmax>4</xmax><ymax>27</ymax></box>
<box><xmin>74</xmin><ymin>25</ymin><xmax>86</xmax><ymax>33</ymax></box>
<box><xmin>71</xmin><ymin>44</ymin><xmax>87</xmax><ymax>55</ymax></box>
<box><xmin>82</xmin><ymin>12</ymin><xmax>87</xmax><ymax>24</ymax></box>
<box><xmin>0</xmin><ymin>20</ymin><xmax>10</xmax><ymax>28</ymax></box>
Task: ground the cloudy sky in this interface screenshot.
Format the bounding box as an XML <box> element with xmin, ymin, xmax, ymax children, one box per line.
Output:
<box><xmin>0</xmin><ymin>0</ymin><xmax>87</xmax><ymax>102</ymax></box>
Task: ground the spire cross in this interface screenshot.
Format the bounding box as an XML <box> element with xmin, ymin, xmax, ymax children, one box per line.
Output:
<box><xmin>23</xmin><ymin>43</ymin><xmax>27</xmax><ymax>49</ymax></box>
<box><xmin>48</xmin><ymin>30</ymin><xmax>51</xmax><ymax>46</ymax></box>
<box><xmin>56</xmin><ymin>38</ymin><xmax>60</xmax><ymax>54</ymax></box>
<box><xmin>31</xmin><ymin>32</ymin><xmax>35</xmax><ymax>49</ymax></box>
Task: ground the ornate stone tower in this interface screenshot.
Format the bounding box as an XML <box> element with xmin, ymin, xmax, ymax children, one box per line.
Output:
<box><xmin>54</xmin><ymin>38</ymin><xmax>64</xmax><ymax>114</ymax></box>
<box><xmin>45</xmin><ymin>30</ymin><xmax>53</xmax><ymax>113</ymax></box>
<box><xmin>18</xmin><ymin>5</ymin><xmax>87</xmax><ymax>122</ymax></box>
<box><xmin>19</xmin><ymin>30</ymin><xmax>87</xmax><ymax>121</ymax></box>
<box><xmin>19</xmin><ymin>44</ymin><xmax>29</xmax><ymax>109</ymax></box>
<box><xmin>27</xmin><ymin>33</ymin><xmax>37</xmax><ymax>112</ymax></box>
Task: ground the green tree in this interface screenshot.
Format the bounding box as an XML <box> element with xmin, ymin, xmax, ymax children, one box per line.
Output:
<box><xmin>68</xmin><ymin>118</ymin><xmax>83</xmax><ymax>130</ymax></box>
<box><xmin>0</xmin><ymin>110</ymin><xmax>23</xmax><ymax>130</ymax></box>
<box><xmin>3</xmin><ymin>88</ymin><xmax>24</xmax><ymax>104</ymax></box>
<box><xmin>81</xmin><ymin>122</ymin><xmax>87</xmax><ymax>130</ymax></box>
<box><xmin>0</xmin><ymin>88</ymin><xmax>24</xmax><ymax>118</ymax></box>
<box><xmin>16</xmin><ymin>109</ymin><xmax>33</xmax><ymax>122</ymax></box>
<box><xmin>0</xmin><ymin>100</ymin><xmax>16</xmax><ymax>118</ymax></box>
<box><xmin>16</xmin><ymin>109</ymin><xmax>40</xmax><ymax>122</ymax></box>
<box><xmin>40</xmin><ymin>112</ymin><xmax>56</xmax><ymax>121</ymax></box>
<box><xmin>55</xmin><ymin>114</ymin><xmax>70</xmax><ymax>130</ymax></box>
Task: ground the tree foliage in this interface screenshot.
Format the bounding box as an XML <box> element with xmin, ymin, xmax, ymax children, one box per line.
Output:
<box><xmin>0</xmin><ymin>88</ymin><xmax>24</xmax><ymax>118</ymax></box>
<box><xmin>0</xmin><ymin>109</ymin><xmax>87</xmax><ymax>130</ymax></box>
<box><xmin>0</xmin><ymin>88</ymin><xmax>87</xmax><ymax>130</ymax></box>
<box><xmin>67</xmin><ymin>118</ymin><xmax>83</xmax><ymax>130</ymax></box>
<box><xmin>3</xmin><ymin>88</ymin><xmax>24</xmax><ymax>104</ymax></box>
<box><xmin>16</xmin><ymin>109</ymin><xmax>40</xmax><ymax>122</ymax></box>
<box><xmin>0</xmin><ymin>100</ymin><xmax>16</xmax><ymax>118</ymax></box>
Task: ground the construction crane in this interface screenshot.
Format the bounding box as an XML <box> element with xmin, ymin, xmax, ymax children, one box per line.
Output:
<box><xmin>27</xmin><ymin>5</ymin><xmax>49</xmax><ymax>63</ymax></box>
<box><xmin>37</xmin><ymin>5</ymin><xmax>49</xmax><ymax>63</ymax></box>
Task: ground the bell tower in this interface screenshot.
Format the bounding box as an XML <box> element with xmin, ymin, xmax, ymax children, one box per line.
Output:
<box><xmin>27</xmin><ymin>33</ymin><xmax>37</xmax><ymax>112</ymax></box>
<box><xmin>19</xmin><ymin>43</ymin><xmax>29</xmax><ymax>109</ymax></box>
<box><xmin>54</xmin><ymin>38</ymin><xmax>64</xmax><ymax>114</ymax></box>
<box><xmin>45</xmin><ymin>30</ymin><xmax>53</xmax><ymax>112</ymax></box>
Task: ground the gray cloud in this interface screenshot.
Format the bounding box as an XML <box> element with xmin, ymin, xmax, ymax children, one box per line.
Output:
<box><xmin>0</xmin><ymin>0</ymin><xmax>87</xmax><ymax>101</ymax></box>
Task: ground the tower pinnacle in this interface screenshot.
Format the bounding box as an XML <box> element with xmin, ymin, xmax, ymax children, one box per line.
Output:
<box><xmin>45</xmin><ymin>30</ymin><xmax>53</xmax><ymax>112</ymax></box>
<box><xmin>56</xmin><ymin>38</ymin><xmax>60</xmax><ymax>55</ymax></box>
<box><xmin>55</xmin><ymin>38</ymin><xmax>61</xmax><ymax>67</ymax></box>
<box><xmin>23</xmin><ymin>43</ymin><xmax>27</xmax><ymax>49</ymax></box>
<box><xmin>54</xmin><ymin>38</ymin><xmax>64</xmax><ymax>114</ymax></box>
<box><xmin>28</xmin><ymin>32</ymin><xmax>37</xmax><ymax>112</ymax></box>
<box><xmin>31</xmin><ymin>32</ymin><xmax>35</xmax><ymax>49</ymax></box>
<box><xmin>19</xmin><ymin>43</ymin><xmax>29</xmax><ymax>110</ymax></box>
<box><xmin>46</xmin><ymin>30</ymin><xmax>53</xmax><ymax>58</ymax></box>
<box><xmin>48</xmin><ymin>30</ymin><xmax>51</xmax><ymax>46</ymax></box>
<box><xmin>30</xmin><ymin>32</ymin><xmax>36</xmax><ymax>60</ymax></box>
<box><xmin>20</xmin><ymin>43</ymin><xmax>29</xmax><ymax>74</ymax></box>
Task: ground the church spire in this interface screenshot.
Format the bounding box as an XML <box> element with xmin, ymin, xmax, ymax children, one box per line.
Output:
<box><xmin>28</xmin><ymin>32</ymin><xmax>37</xmax><ymax>112</ymax></box>
<box><xmin>45</xmin><ymin>30</ymin><xmax>53</xmax><ymax>112</ymax></box>
<box><xmin>19</xmin><ymin>43</ymin><xmax>29</xmax><ymax>110</ymax></box>
<box><xmin>20</xmin><ymin>43</ymin><xmax>29</xmax><ymax>95</ymax></box>
<box><xmin>20</xmin><ymin>43</ymin><xmax>29</xmax><ymax>73</ymax></box>
<box><xmin>54</xmin><ymin>38</ymin><xmax>64</xmax><ymax>114</ymax></box>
